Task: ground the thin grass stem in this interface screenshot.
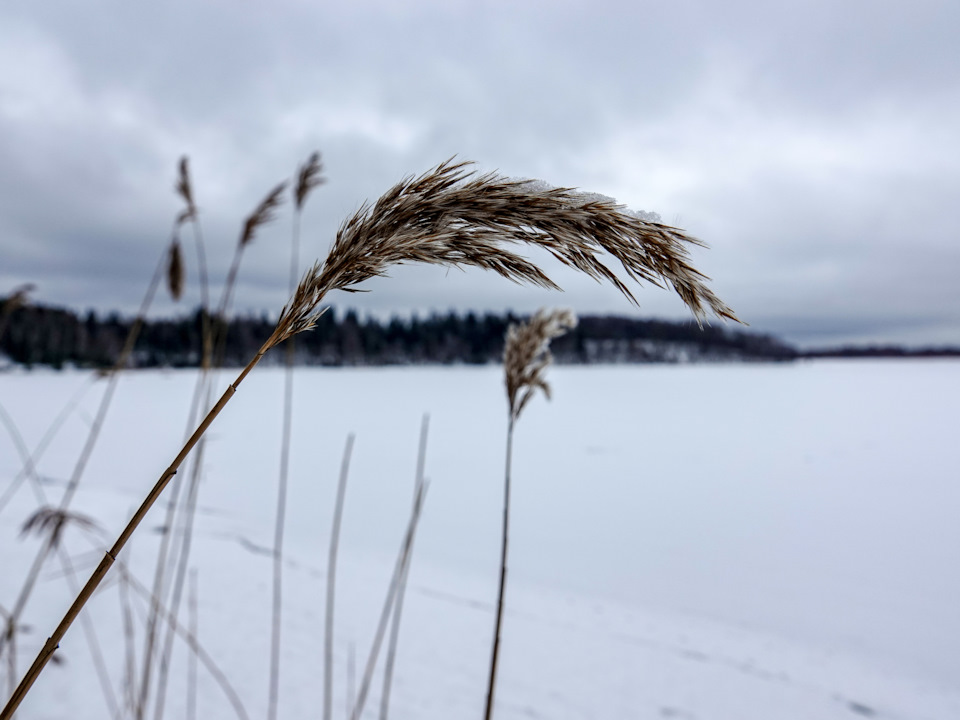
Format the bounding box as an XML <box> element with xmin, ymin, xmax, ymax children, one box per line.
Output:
<box><xmin>187</xmin><ymin>569</ymin><xmax>198</xmax><ymax>720</ymax></box>
<box><xmin>0</xmin><ymin>334</ymin><xmax>277</xmax><ymax>720</ymax></box>
<box><xmin>120</xmin><ymin>564</ymin><xmax>250</xmax><ymax>720</ymax></box>
<box><xmin>324</xmin><ymin>433</ymin><xmax>354</xmax><ymax>720</ymax></box>
<box><xmin>349</xmin><ymin>479</ymin><xmax>428</xmax><ymax>720</ymax></box>
<box><xmin>379</xmin><ymin>414</ymin><xmax>429</xmax><ymax>720</ymax></box>
<box><xmin>483</xmin><ymin>415</ymin><xmax>513</xmax><ymax>720</ymax></box>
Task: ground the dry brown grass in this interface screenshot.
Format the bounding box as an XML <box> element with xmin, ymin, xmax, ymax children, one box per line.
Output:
<box><xmin>1</xmin><ymin>158</ymin><xmax>737</xmax><ymax>719</ymax></box>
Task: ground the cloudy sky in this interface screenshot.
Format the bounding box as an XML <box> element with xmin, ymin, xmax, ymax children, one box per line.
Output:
<box><xmin>1</xmin><ymin>0</ymin><xmax>957</xmax><ymax>347</ymax></box>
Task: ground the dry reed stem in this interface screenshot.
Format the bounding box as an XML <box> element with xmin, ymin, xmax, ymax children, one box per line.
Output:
<box><xmin>485</xmin><ymin>309</ymin><xmax>576</xmax><ymax>720</ymax></box>
<box><xmin>176</xmin><ymin>157</ymin><xmax>212</xmax><ymax>368</ymax></box>
<box><xmin>349</xmin><ymin>478</ymin><xmax>428</xmax><ymax>720</ymax></box>
<box><xmin>138</xmin><ymin>157</ymin><xmax>213</xmax><ymax>719</ymax></box>
<box><xmin>0</xmin><ymin>248</ymin><xmax>164</xmax><ymax>675</ymax></box>
<box><xmin>52</xmin><ymin>547</ymin><xmax>122</xmax><ymax>720</ymax></box>
<box><xmin>0</xmin><ymin>401</ymin><xmax>47</xmax><ymax>514</ymax></box>
<box><xmin>0</xmin><ymin>457</ymin><xmax>117</xmax><ymax>720</ymax></box>
<box><xmin>0</xmin><ymin>333</ymin><xmax>276</xmax><ymax>719</ymax></box>
<box><xmin>324</xmin><ymin>433</ymin><xmax>355</xmax><ymax>720</ymax></box>
<box><xmin>148</xmin><ymin>169</ymin><xmax>285</xmax><ymax>714</ymax></box>
<box><xmin>1</xmin><ymin>247</ymin><xmax>165</xmax><ymax>718</ymax></box>
<box><xmin>268</xmin><ymin>150</ymin><xmax>323</xmax><ymax>720</ymax></box>
<box><xmin>148</xmin><ymin>164</ymin><xmax>290</xmax><ymax>720</ymax></box>
<box><xmin>147</xmin><ymin>429</ymin><xmax>211</xmax><ymax>720</ymax></box>
<box><xmin>379</xmin><ymin>413</ymin><xmax>429</xmax><ymax>720</ymax></box>
<box><xmin>187</xmin><ymin>569</ymin><xmax>198</xmax><ymax>720</ymax></box>
<box><xmin>0</xmin><ymin>379</ymin><xmax>95</xmax><ymax>518</ymax></box>
<box><xmin>138</xmin><ymin>390</ymin><xmax>209</xmax><ymax>720</ymax></box>
<box><xmin>118</xmin><ymin>564</ymin><xmax>139</xmax><ymax>717</ymax></box>
<box><xmin>118</xmin><ymin>563</ymin><xmax>250</xmax><ymax>720</ymax></box>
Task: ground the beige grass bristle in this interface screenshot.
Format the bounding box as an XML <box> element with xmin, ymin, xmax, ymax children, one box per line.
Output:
<box><xmin>167</xmin><ymin>240</ymin><xmax>185</xmax><ymax>301</ymax></box>
<box><xmin>295</xmin><ymin>151</ymin><xmax>325</xmax><ymax>211</ymax></box>
<box><xmin>504</xmin><ymin>309</ymin><xmax>577</xmax><ymax>420</ymax></box>
<box><xmin>241</xmin><ymin>182</ymin><xmax>288</xmax><ymax>247</ymax></box>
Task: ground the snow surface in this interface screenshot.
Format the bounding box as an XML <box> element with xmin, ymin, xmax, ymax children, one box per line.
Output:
<box><xmin>1</xmin><ymin>361</ymin><xmax>959</xmax><ymax>719</ymax></box>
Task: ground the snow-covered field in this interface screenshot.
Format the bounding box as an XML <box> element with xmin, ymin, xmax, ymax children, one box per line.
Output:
<box><xmin>1</xmin><ymin>360</ymin><xmax>958</xmax><ymax>719</ymax></box>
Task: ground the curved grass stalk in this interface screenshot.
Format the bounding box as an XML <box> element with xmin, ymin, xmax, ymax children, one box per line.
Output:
<box><xmin>0</xmin><ymin>377</ymin><xmax>96</xmax><ymax>517</ymax></box>
<box><xmin>0</xmin><ymin>413</ymin><xmax>120</xmax><ymax>718</ymax></box>
<box><xmin>120</xmin><ymin>563</ymin><xmax>250</xmax><ymax>720</ymax></box>
<box><xmin>349</xmin><ymin>479</ymin><xmax>428</xmax><ymax>720</ymax></box>
<box><xmin>147</xmin><ymin>170</ymin><xmax>290</xmax><ymax>720</ymax></box>
<box><xmin>0</xmin><ymin>248</ymin><xmax>166</xmax><ymax>682</ymax></box>
<box><xmin>324</xmin><ymin>433</ymin><xmax>354</xmax><ymax>720</ymax></box>
<box><xmin>269</xmin><ymin>151</ymin><xmax>323</xmax><ymax>720</ymax></box>
<box><xmin>379</xmin><ymin>414</ymin><xmax>429</xmax><ymax>720</ymax></box>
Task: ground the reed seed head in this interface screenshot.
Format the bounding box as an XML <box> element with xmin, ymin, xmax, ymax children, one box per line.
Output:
<box><xmin>20</xmin><ymin>507</ymin><xmax>100</xmax><ymax>549</ymax></box>
<box><xmin>3</xmin><ymin>283</ymin><xmax>36</xmax><ymax>312</ymax></box>
<box><xmin>504</xmin><ymin>309</ymin><xmax>577</xmax><ymax>420</ymax></box>
<box><xmin>271</xmin><ymin>159</ymin><xmax>738</xmax><ymax>347</ymax></box>
<box><xmin>175</xmin><ymin>157</ymin><xmax>197</xmax><ymax>223</ymax></box>
<box><xmin>241</xmin><ymin>181</ymin><xmax>288</xmax><ymax>247</ymax></box>
<box><xmin>167</xmin><ymin>239</ymin><xmax>185</xmax><ymax>301</ymax></box>
<box><xmin>295</xmin><ymin>151</ymin><xmax>325</xmax><ymax>211</ymax></box>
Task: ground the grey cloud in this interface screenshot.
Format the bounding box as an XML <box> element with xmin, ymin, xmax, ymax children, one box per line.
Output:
<box><xmin>1</xmin><ymin>0</ymin><xmax>958</xmax><ymax>347</ymax></box>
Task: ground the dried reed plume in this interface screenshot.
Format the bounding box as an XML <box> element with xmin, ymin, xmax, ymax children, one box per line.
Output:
<box><xmin>175</xmin><ymin>157</ymin><xmax>197</xmax><ymax>223</ymax></box>
<box><xmin>295</xmin><ymin>151</ymin><xmax>325</xmax><ymax>211</ymax></box>
<box><xmin>240</xmin><ymin>182</ymin><xmax>288</xmax><ymax>248</ymax></box>
<box><xmin>19</xmin><ymin>507</ymin><xmax>100</xmax><ymax>549</ymax></box>
<box><xmin>167</xmin><ymin>240</ymin><xmax>185</xmax><ymax>301</ymax></box>
<box><xmin>2</xmin><ymin>159</ymin><xmax>737</xmax><ymax>718</ymax></box>
<box><xmin>216</xmin><ymin>179</ymin><xmax>289</xmax><ymax>344</ymax></box>
<box><xmin>273</xmin><ymin>159</ymin><xmax>737</xmax><ymax>346</ymax></box>
<box><xmin>504</xmin><ymin>309</ymin><xmax>578</xmax><ymax>421</ymax></box>
<box><xmin>0</xmin><ymin>284</ymin><xmax>36</xmax><ymax>345</ymax></box>
<box><xmin>485</xmin><ymin>309</ymin><xmax>576</xmax><ymax>720</ymax></box>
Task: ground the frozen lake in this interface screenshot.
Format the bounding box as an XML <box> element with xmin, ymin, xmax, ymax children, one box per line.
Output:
<box><xmin>1</xmin><ymin>360</ymin><xmax>958</xmax><ymax>719</ymax></box>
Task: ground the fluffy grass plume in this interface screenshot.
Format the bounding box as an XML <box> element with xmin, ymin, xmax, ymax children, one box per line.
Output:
<box><xmin>295</xmin><ymin>151</ymin><xmax>325</xmax><ymax>212</ymax></box>
<box><xmin>166</xmin><ymin>240</ymin><xmax>185</xmax><ymax>301</ymax></box>
<box><xmin>240</xmin><ymin>182</ymin><xmax>288</xmax><ymax>248</ymax></box>
<box><xmin>274</xmin><ymin>159</ymin><xmax>737</xmax><ymax>344</ymax></box>
<box><xmin>504</xmin><ymin>308</ymin><xmax>578</xmax><ymax>420</ymax></box>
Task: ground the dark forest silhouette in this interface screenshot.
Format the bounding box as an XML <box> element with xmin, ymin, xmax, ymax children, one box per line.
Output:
<box><xmin>0</xmin><ymin>298</ymin><xmax>802</xmax><ymax>369</ymax></box>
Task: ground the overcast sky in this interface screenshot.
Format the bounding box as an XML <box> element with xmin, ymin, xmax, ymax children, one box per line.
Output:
<box><xmin>1</xmin><ymin>0</ymin><xmax>957</xmax><ymax>347</ymax></box>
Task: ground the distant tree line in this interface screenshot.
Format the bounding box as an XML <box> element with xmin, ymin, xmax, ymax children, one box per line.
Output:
<box><xmin>0</xmin><ymin>297</ymin><xmax>800</xmax><ymax>369</ymax></box>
